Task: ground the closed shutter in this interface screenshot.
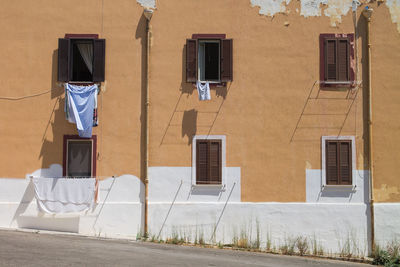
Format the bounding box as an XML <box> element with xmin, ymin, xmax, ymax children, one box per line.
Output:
<box><xmin>220</xmin><ymin>39</ymin><xmax>233</xmax><ymax>82</ymax></box>
<box><xmin>326</xmin><ymin>141</ymin><xmax>339</xmax><ymax>185</ymax></box>
<box><xmin>196</xmin><ymin>140</ymin><xmax>208</xmax><ymax>184</ymax></box>
<box><xmin>339</xmin><ymin>141</ymin><xmax>352</xmax><ymax>185</ymax></box>
<box><xmin>337</xmin><ymin>39</ymin><xmax>349</xmax><ymax>81</ymax></box>
<box><xmin>325</xmin><ymin>39</ymin><xmax>337</xmax><ymax>81</ymax></box>
<box><xmin>58</xmin><ymin>38</ymin><xmax>70</xmax><ymax>82</ymax></box>
<box><xmin>186</xmin><ymin>39</ymin><xmax>197</xmax><ymax>82</ymax></box>
<box><xmin>209</xmin><ymin>140</ymin><xmax>222</xmax><ymax>184</ymax></box>
<box><xmin>93</xmin><ymin>39</ymin><xmax>106</xmax><ymax>82</ymax></box>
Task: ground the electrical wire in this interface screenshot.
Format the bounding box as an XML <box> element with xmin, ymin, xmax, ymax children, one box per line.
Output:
<box><xmin>0</xmin><ymin>87</ymin><xmax>62</xmax><ymax>101</ymax></box>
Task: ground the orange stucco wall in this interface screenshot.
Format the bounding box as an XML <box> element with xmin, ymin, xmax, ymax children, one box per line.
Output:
<box><xmin>0</xmin><ymin>0</ymin><xmax>399</xmax><ymax>202</ymax></box>
<box><xmin>0</xmin><ymin>0</ymin><xmax>145</xmax><ymax>179</ymax></box>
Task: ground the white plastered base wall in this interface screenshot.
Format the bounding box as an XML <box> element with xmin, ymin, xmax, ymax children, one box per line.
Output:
<box><xmin>0</xmin><ymin>164</ymin><xmax>144</xmax><ymax>239</ymax></box>
<box><xmin>0</xmin><ymin>165</ymin><xmax>400</xmax><ymax>256</ymax></box>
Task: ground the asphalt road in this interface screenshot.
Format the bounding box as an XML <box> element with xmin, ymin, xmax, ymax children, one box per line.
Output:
<box><xmin>0</xmin><ymin>230</ymin><xmax>369</xmax><ymax>267</ymax></box>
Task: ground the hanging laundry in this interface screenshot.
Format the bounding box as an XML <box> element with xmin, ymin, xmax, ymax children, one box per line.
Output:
<box><xmin>93</xmin><ymin>87</ymin><xmax>99</xmax><ymax>127</ymax></box>
<box><xmin>196</xmin><ymin>81</ymin><xmax>211</xmax><ymax>101</ymax></box>
<box><xmin>65</xmin><ymin>84</ymin><xmax>98</xmax><ymax>138</ymax></box>
<box><xmin>32</xmin><ymin>177</ymin><xmax>96</xmax><ymax>214</ymax></box>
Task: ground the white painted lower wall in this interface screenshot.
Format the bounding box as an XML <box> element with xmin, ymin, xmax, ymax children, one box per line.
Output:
<box><xmin>0</xmin><ymin>165</ymin><xmax>399</xmax><ymax>257</ymax></box>
<box><xmin>148</xmin><ymin>202</ymin><xmax>369</xmax><ymax>256</ymax></box>
<box><xmin>374</xmin><ymin>203</ymin><xmax>400</xmax><ymax>246</ymax></box>
<box><xmin>0</xmin><ymin>165</ymin><xmax>144</xmax><ymax>239</ymax></box>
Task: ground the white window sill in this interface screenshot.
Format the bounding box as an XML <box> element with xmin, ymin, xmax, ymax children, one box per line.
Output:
<box><xmin>322</xmin><ymin>184</ymin><xmax>356</xmax><ymax>191</ymax></box>
<box><xmin>197</xmin><ymin>80</ymin><xmax>221</xmax><ymax>84</ymax></box>
<box><xmin>192</xmin><ymin>184</ymin><xmax>225</xmax><ymax>191</ymax></box>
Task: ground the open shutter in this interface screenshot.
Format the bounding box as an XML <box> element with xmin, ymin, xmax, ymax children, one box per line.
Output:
<box><xmin>325</xmin><ymin>40</ymin><xmax>337</xmax><ymax>81</ymax></box>
<box><xmin>196</xmin><ymin>140</ymin><xmax>208</xmax><ymax>184</ymax></box>
<box><xmin>93</xmin><ymin>39</ymin><xmax>106</xmax><ymax>82</ymax></box>
<box><xmin>337</xmin><ymin>39</ymin><xmax>349</xmax><ymax>81</ymax></box>
<box><xmin>339</xmin><ymin>141</ymin><xmax>352</xmax><ymax>185</ymax></box>
<box><xmin>220</xmin><ymin>39</ymin><xmax>233</xmax><ymax>82</ymax></box>
<box><xmin>209</xmin><ymin>140</ymin><xmax>222</xmax><ymax>184</ymax></box>
<box><xmin>186</xmin><ymin>39</ymin><xmax>197</xmax><ymax>82</ymax></box>
<box><xmin>58</xmin><ymin>38</ymin><xmax>70</xmax><ymax>82</ymax></box>
<box><xmin>326</xmin><ymin>141</ymin><xmax>339</xmax><ymax>185</ymax></box>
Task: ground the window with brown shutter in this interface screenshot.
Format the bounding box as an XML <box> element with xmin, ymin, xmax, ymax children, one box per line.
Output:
<box><xmin>196</xmin><ymin>139</ymin><xmax>222</xmax><ymax>184</ymax></box>
<box><xmin>325</xmin><ymin>140</ymin><xmax>352</xmax><ymax>185</ymax></box>
<box><xmin>319</xmin><ymin>34</ymin><xmax>354</xmax><ymax>88</ymax></box>
<box><xmin>58</xmin><ymin>34</ymin><xmax>105</xmax><ymax>83</ymax></box>
<box><xmin>186</xmin><ymin>34</ymin><xmax>233</xmax><ymax>83</ymax></box>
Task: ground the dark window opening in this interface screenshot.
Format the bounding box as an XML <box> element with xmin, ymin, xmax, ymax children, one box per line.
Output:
<box><xmin>186</xmin><ymin>36</ymin><xmax>232</xmax><ymax>83</ymax></box>
<box><xmin>58</xmin><ymin>35</ymin><xmax>105</xmax><ymax>83</ymax></box>
<box><xmin>71</xmin><ymin>41</ymin><xmax>93</xmax><ymax>82</ymax></box>
<box><xmin>204</xmin><ymin>42</ymin><xmax>219</xmax><ymax>81</ymax></box>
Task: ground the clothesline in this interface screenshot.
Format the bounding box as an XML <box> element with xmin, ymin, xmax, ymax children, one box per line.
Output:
<box><xmin>0</xmin><ymin>82</ymin><xmax>102</xmax><ymax>101</ymax></box>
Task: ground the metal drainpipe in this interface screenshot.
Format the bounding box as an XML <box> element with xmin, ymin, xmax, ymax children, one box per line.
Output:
<box><xmin>363</xmin><ymin>6</ymin><xmax>375</xmax><ymax>254</ymax></box>
<box><xmin>143</xmin><ymin>9</ymin><xmax>153</xmax><ymax>237</ymax></box>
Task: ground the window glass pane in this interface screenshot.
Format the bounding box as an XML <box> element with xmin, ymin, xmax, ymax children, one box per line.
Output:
<box><xmin>67</xmin><ymin>140</ymin><xmax>92</xmax><ymax>177</ymax></box>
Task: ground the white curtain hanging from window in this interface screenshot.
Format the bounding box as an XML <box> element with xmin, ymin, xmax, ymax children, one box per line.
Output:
<box><xmin>77</xmin><ymin>43</ymin><xmax>93</xmax><ymax>74</ymax></box>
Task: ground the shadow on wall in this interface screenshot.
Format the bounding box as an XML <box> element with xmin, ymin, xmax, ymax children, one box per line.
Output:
<box><xmin>40</xmin><ymin>49</ymin><xmax>76</xmax><ymax>173</ymax></box>
<box><xmin>159</xmin><ymin>44</ymin><xmax>231</xmax><ymax>146</ymax></box>
<box><xmin>182</xmin><ymin>109</ymin><xmax>197</xmax><ymax>145</ymax></box>
<box><xmin>357</xmin><ymin>11</ymin><xmax>369</xmax><ymax>171</ymax></box>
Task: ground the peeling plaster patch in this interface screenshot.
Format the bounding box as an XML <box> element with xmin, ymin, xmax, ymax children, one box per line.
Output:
<box><xmin>300</xmin><ymin>0</ymin><xmax>353</xmax><ymax>26</ymax></box>
<box><xmin>300</xmin><ymin>0</ymin><xmax>327</xmax><ymax>17</ymax></box>
<box><xmin>323</xmin><ymin>0</ymin><xmax>353</xmax><ymax>27</ymax></box>
<box><xmin>251</xmin><ymin>0</ymin><xmax>291</xmax><ymax>16</ymax></box>
<box><xmin>375</xmin><ymin>184</ymin><xmax>400</xmax><ymax>202</ymax></box>
<box><xmin>136</xmin><ymin>0</ymin><xmax>156</xmax><ymax>9</ymax></box>
<box><xmin>386</xmin><ymin>0</ymin><xmax>400</xmax><ymax>33</ymax></box>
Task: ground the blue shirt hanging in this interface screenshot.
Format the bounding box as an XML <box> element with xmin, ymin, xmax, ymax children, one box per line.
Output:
<box><xmin>65</xmin><ymin>83</ymin><xmax>98</xmax><ymax>138</ymax></box>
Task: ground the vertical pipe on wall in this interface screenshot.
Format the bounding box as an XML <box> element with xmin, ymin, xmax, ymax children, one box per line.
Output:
<box><xmin>143</xmin><ymin>9</ymin><xmax>153</xmax><ymax>237</ymax></box>
<box><xmin>363</xmin><ymin>6</ymin><xmax>375</xmax><ymax>254</ymax></box>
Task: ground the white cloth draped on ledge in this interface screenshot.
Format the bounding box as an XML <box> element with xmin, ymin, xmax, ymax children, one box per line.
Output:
<box><xmin>32</xmin><ymin>177</ymin><xmax>96</xmax><ymax>214</ymax></box>
<box><xmin>196</xmin><ymin>81</ymin><xmax>211</xmax><ymax>101</ymax></box>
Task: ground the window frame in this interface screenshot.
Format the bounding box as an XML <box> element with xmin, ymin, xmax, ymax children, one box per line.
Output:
<box><xmin>58</xmin><ymin>34</ymin><xmax>105</xmax><ymax>84</ymax></box>
<box><xmin>321</xmin><ymin>136</ymin><xmax>356</xmax><ymax>187</ymax></box>
<box><xmin>63</xmin><ymin>135</ymin><xmax>97</xmax><ymax>177</ymax></box>
<box><xmin>319</xmin><ymin>33</ymin><xmax>355</xmax><ymax>88</ymax></box>
<box><xmin>186</xmin><ymin>34</ymin><xmax>233</xmax><ymax>84</ymax></box>
<box><xmin>198</xmin><ymin>40</ymin><xmax>221</xmax><ymax>82</ymax></box>
<box><xmin>192</xmin><ymin>135</ymin><xmax>226</xmax><ymax>186</ymax></box>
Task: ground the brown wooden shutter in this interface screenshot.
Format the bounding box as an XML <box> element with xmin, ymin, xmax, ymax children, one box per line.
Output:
<box><xmin>326</xmin><ymin>141</ymin><xmax>339</xmax><ymax>185</ymax></box>
<box><xmin>337</xmin><ymin>39</ymin><xmax>349</xmax><ymax>81</ymax></box>
<box><xmin>93</xmin><ymin>39</ymin><xmax>106</xmax><ymax>82</ymax></box>
<box><xmin>196</xmin><ymin>140</ymin><xmax>208</xmax><ymax>184</ymax></box>
<box><xmin>220</xmin><ymin>39</ymin><xmax>233</xmax><ymax>82</ymax></box>
<box><xmin>339</xmin><ymin>141</ymin><xmax>352</xmax><ymax>185</ymax></box>
<box><xmin>325</xmin><ymin>39</ymin><xmax>337</xmax><ymax>81</ymax></box>
<box><xmin>186</xmin><ymin>39</ymin><xmax>197</xmax><ymax>82</ymax></box>
<box><xmin>58</xmin><ymin>38</ymin><xmax>70</xmax><ymax>82</ymax></box>
<box><xmin>209</xmin><ymin>140</ymin><xmax>222</xmax><ymax>184</ymax></box>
